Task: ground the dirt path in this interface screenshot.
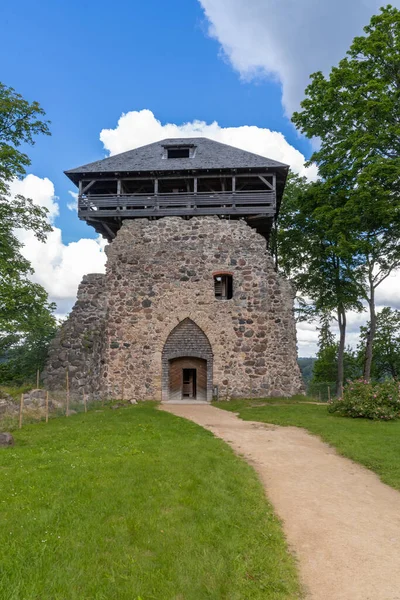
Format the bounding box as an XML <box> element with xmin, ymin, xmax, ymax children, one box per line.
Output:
<box><xmin>161</xmin><ymin>404</ymin><xmax>400</xmax><ymax>600</ymax></box>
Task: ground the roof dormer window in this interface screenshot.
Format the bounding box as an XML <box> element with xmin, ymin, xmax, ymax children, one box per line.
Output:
<box><xmin>163</xmin><ymin>144</ymin><xmax>196</xmax><ymax>159</ymax></box>
<box><xmin>168</xmin><ymin>147</ymin><xmax>190</xmax><ymax>159</ymax></box>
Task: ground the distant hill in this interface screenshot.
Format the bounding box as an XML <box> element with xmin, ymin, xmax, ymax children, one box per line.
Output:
<box><xmin>297</xmin><ymin>357</ymin><xmax>316</xmax><ymax>387</ymax></box>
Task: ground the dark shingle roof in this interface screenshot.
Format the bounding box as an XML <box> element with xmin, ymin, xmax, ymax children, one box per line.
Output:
<box><xmin>65</xmin><ymin>137</ymin><xmax>288</xmax><ymax>181</ymax></box>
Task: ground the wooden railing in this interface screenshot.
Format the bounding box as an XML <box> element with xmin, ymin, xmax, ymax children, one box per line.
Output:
<box><xmin>78</xmin><ymin>191</ymin><xmax>276</xmax><ymax>218</ymax></box>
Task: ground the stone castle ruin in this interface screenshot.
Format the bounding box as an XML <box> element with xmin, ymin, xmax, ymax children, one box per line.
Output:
<box><xmin>44</xmin><ymin>138</ymin><xmax>303</xmax><ymax>402</ymax></box>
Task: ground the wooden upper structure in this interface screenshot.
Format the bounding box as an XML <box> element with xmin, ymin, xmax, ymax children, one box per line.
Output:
<box><xmin>65</xmin><ymin>137</ymin><xmax>289</xmax><ymax>242</ymax></box>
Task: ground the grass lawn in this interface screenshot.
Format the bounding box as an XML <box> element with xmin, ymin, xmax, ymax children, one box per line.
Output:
<box><xmin>215</xmin><ymin>398</ymin><xmax>400</xmax><ymax>491</ymax></box>
<box><xmin>0</xmin><ymin>403</ymin><xmax>302</xmax><ymax>600</ymax></box>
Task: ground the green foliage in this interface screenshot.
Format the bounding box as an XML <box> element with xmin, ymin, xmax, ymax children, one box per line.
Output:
<box><xmin>358</xmin><ymin>307</ymin><xmax>400</xmax><ymax>379</ymax></box>
<box><xmin>0</xmin><ymin>82</ymin><xmax>55</xmax><ymax>383</ymax></box>
<box><xmin>0</xmin><ymin>309</ymin><xmax>58</xmax><ymax>384</ymax></box>
<box><xmin>277</xmin><ymin>173</ymin><xmax>363</xmax><ymax>392</ymax></box>
<box><xmin>0</xmin><ymin>405</ymin><xmax>301</xmax><ymax>599</ymax></box>
<box><xmin>297</xmin><ymin>357</ymin><xmax>316</xmax><ymax>386</ymax></box>
<box><xmin>292</xmin><ymin>5</ymin><xmax>400</xmax><ymax>184</ymax></box>
<box><xmin>292</xmin><ymin>6</ymin><xmax>400</xmax><ymax>379</ymax></box>
<box><xmin>0</xmin><ymin>81</ymin><xmax>50</xmax><ymax>190</ymax></box>
<box><xmin>328</xmin><ymin>379</ymin><xmax>400</xmax><ymax>421</ymax></box>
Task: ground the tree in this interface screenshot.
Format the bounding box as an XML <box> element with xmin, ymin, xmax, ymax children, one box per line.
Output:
<box><xmin>359</xmin><ymin>307</ymin><xmax>400</xmax><ymax>379</ymax></box>
<box><xmin>0</xmin><ymin>82</ymin><xmax>55</xmax><ymax>382</ymax></box>
<box><xmin>312</xmin><ymin>314</ymin><xmax>337</xmax><ymax>383</ymax></box>
<box><xmin>277</xmin><ymin>173</ymin><xmax>363</xmax><ymax>395</ymax></box>
<box><xmin>0</xmin><ymin>304</ymin><xmax>58</xmax><ymax>384</ymax></box>
<box><xmin>0</xmin><ymin>82</ymin><xmax>50</xmax><ymax>191</ymax></box>
<box><xmin>292</xmin><ymin>6</ymin><xmax>400</xmax><ymax>380</ymax></box>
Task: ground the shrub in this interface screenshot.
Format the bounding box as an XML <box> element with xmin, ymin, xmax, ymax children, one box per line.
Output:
<box><xmin>328</xmin><ymin>378</ymin><xmax>400</xmax><ymax>420</ymax></box>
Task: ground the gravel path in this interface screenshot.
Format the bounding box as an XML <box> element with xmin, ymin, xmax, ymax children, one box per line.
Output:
<box><xmin>161</xmin><ymin>404</ymin><xmax>400</xmax><ymax>600</ymax></box>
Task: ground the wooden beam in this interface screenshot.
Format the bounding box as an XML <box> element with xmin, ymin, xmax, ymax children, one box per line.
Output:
<box><xmin>194</xmin><ymin>177</ymin><xmax>197</xmax><ymax>194</ymax></box>
<box><xmin>82</xmin><ymin>180</ymin><xmax>97</xmax><ymax>194</ymax></box>
<box><xmin>77</xmin><ymin>172</ymin><xmax>278</xmax><ymax>183</ymax></box>
<box><xmin>79</xmin><ymin>180</ymin><xmax>83</xmax><ymax>196</ymax></box>
<box><xmin>102</xmin><ymin>222</ymin><xmax>116</xmax><ymax>239</ymax></box>
<box><xmin>117</xmin><ymin>180</ymin><xmax>122</xmax><ymax>195</ymax></box>
<box><xmin>154</xmin><ymin>178</ymin><xmax>158</xmax><ymax>195</ymax></box>
<box><xmin>258</xmin><ymin>175</ymin><xmax>274</xmax><ymax>190</ymax></box>
<box><xmin>232</xmin><ymin>176</ymin><xmax>236</xmax><ymax>193</ymax></box>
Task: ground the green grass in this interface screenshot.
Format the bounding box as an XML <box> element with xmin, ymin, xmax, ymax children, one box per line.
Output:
<box><xmin>0</xmin><ymin>384</ymin><xmax>33</xmax><ymax>401</ymax></box>
<box><xmin>0</xmin><ymin>404</ymin><xmax>302</xmax><ymax>600</ymax></box>
<box><xmin>215</xmin><ymin>399</ymin><xmax>400</xmax><ymax>491</ymax></box>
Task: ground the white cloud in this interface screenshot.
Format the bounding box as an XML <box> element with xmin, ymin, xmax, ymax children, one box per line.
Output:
<box><xmin>11</xmin><ymin>175</ymin><xmax>106</xmax><ymax>315</ymax></box>
<box><xmin>67</xmin><ymin>191</ymin><xmax>78</xmax><ymax>212</ymax></box>
<box><xmin>197</xmin><ymin>0</ymin><xmax>398</xmax><ymax>115</ymax></box>
<box><xmin>9</xmin><ymin>174</ymin><xmax>59</xmax><ymax>222</ymax></box>
<box><xmin>100</xmin><ymin>109</ymin><xmax>318</xmax><ymax>179</ymax></box>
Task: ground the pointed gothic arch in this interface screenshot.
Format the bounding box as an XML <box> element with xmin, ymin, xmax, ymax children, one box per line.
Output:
<box><xmin>161</xmin><ymin>318</ymin><xmax>213</xmax><ymax>402</ymax></box>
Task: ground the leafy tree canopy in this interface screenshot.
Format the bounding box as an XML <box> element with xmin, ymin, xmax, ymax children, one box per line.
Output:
<box><xmin>0</xmin><ymin>82</ymin><xmax>55</xmax><ymax>383</ymax></box>
<box><xmin>291</xmin><ymin>6</ymin><xmax>400</xmax><ymax>380</ymax></box>
<box><xmin>292</xmin><ymin>5</ymin><xmax>400</xmax><ymax>184</ymax></box>
<box><xmin>359</xmin><ymin>307</ymin><xmax>400</xmax><ymax>380</ymax></box>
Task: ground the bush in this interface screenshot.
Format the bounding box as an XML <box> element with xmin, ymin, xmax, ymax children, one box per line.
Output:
<box><xmin>328</xmin><ymin>378</ymin><xmax>400</xmax><ymax>420</ymax></box>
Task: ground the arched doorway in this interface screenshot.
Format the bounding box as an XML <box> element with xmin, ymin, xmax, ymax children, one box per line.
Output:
<box><xmin>162</xmin><ymin>319</ymin><xmax>213</xmax><ymax>402</ymax></box>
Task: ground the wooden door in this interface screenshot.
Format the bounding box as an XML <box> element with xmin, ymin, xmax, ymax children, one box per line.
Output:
<box><xmin>169</xmin><ymin>358</ymin><xmax>206</xmax><ymax>401</ymax></box>
<box><xmin>182</xmin><ymin>369</ymin><xmax>196</xmax><ymax>398</ymax></box>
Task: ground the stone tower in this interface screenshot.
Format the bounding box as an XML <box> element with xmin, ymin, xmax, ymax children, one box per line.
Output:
<box><xmin>44</xmin><ymin>138</ymin><xmax>303</xmax><ymax>401</ymax></box>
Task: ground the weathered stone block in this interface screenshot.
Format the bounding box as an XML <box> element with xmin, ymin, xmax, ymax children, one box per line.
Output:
<box><xmin>0</xmin><ymin>433</ymin><xmax>14</xmax><ymax>447</ymax></box>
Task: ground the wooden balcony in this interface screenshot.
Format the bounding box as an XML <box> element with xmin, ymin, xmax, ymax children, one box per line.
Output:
<box><xmin>78</xmin><ymin>190</ymin><xmax>276</xmax><ymax>219</ymax></box>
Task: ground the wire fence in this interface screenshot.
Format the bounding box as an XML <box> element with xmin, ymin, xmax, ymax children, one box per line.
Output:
<box><xmin>0</xmin><ymin>391</ymin><xmax>100</xmax><ymax>432</ymax></box>
<box><xmin>307</xmin><ymin>381</ymin><xmax>337</xmax><ymax>402</ymax></box>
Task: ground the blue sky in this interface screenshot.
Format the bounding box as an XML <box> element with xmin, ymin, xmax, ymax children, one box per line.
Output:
<box><xmin>3</xmin><ymin>0</ymin><xmax>397</xmax><ymax>354</ymax></box>
<box><xmin>2</xmin><ymin>0</ymin><xmax>310</xmax><ymax>244</ymax></box>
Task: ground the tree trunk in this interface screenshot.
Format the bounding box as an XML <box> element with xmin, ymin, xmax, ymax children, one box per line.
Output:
<box><xmin>363</xmin><ymin>280</ymin><xmax>376</xmax><ymax>381</ymax></box>
<box><xmin>337</xmin><ymin>306</ymin><xmax>346</xmax><ymax>397</ymax></box>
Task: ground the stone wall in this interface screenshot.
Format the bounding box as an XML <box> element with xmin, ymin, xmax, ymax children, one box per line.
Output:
<box><xmin>43</xmin><ymin>274</ymin><xmax>107</xmax><ymax>398</ymax></box>
<box><xmin>44</xmin><ymin>216</ymin><xmax>304</xmax><ymax>401</ymax></box>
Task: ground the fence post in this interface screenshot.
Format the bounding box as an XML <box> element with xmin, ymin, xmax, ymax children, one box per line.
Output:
<box><xmin>66</xmin><ymin>369</ymin><xmax>70</xmax><ymax>417</ymax></box>
<box><xmin>19</xmin><ymin>393</ymin><xmax>24</xmax><ymax>429</ymax></box>
<box><xmin>45</xmin><ymin>391</ymin><xmax>49</xmax><ymax>423</ymax></box>
<box><xmin>327</xmin><ymin>386</ymin><xmax>331</xmax><ymax>402</ymax></box>
<box><xmin>84</xmin><ymin>394</ymin><xmax>87</xmax><ymax>413</ymax></box>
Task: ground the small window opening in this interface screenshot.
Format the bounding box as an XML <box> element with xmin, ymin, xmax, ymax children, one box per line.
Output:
<box><xmin>214</xmin><ymin>274</ymin><xmax>233</xmax><ymax>300</ymax></box>
<box><xmin>167</xmin><ymin>147</ymin><xmax>190</xmax><ymax>159</ymax></box>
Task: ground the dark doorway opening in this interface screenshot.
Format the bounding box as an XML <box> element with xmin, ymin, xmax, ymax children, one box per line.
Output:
<box><xmin>182</xmin><ymin>369</ymin><xmax>197</xmax><ymax>399</ymax></box>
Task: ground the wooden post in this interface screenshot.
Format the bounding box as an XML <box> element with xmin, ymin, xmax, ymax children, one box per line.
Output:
<box><xmin>327</xmin><ymin>386</ymin><xmax>331</xmax><ymax>402</ymax></box>
<box><xmin>319</xmin><ymin>391</ymin><xmax>321</xmax><ymax>402</ymax></box>
<box><xmin>19</xmin><ymin>393</ymin><xmax>24</xmax><ymax>429</ymax></box>
<box><xmin>45</xmin><ymin>391</ymin><xmax>49</xmax><ymax>423</ymax></box>
<box><xmin>84</xmin><ymin>394</ymin><xmax>87</xmax><ymax>413</ymax></box>
<box><xmin>66</xmin><ymin>369</ymin><xmax>70</xmax><ymax>417</ymax></box>
<box><xmin>36</xmin><ymin>369</ymin><xmax>40</xmax><ymax>389</ymax></box>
